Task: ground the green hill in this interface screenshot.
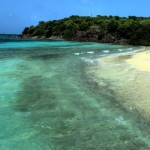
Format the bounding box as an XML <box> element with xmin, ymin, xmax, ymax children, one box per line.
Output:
<box><xmin>21</xmin><ymin>15</ymin><xmax>150</xmax><ymax>45</ymax></box>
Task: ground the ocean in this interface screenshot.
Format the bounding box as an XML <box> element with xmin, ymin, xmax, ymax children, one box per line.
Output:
<box><xmin>0</xmin><ymin>34</ymin><xmax>150</xmax><ymax>150</ymax></box>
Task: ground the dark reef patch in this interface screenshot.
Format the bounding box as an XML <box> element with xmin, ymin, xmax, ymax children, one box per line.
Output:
<box><xmin>14</xmin><ymin>75</ymin><xmax>57</xmax><ymax>112</ymax></box>
<box><xmin>29</xmin><ymin>53</ymin><xmax>64</xmax><ymax>60</ymax></box>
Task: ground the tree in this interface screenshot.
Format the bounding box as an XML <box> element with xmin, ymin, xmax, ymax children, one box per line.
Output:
<box><xmin>22</xmin><ymin>27</ymin><xmax>29</xmax><ymax>35</ymax></box>
<box><xmin>21</xmin><ymin>15</ymin><xmax>150</xmax><ymax>45</ymax></box>
<box><xmin>106</xmin><ymin>20</ymin><xmax>118</xmax><ymax>33</ymax></box>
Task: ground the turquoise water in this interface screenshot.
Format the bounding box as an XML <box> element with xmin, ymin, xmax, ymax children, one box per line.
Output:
<box><xmin>0</xmin><ymin>37</ymin><xmax>150</xmax><ymax>149</ymax></box>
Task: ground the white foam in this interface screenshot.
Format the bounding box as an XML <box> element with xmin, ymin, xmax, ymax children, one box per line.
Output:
<box><xmin>103</xmin><ymin>50</ymin><xmax>110</xmax><ymax>53</ymax></box>
<box><xmin>87</xmin><ymin>51</ymin><xmax>94</xmax><ymax>54</ymax></box>
<box><xmin>118</xmin><ymin>49</ymin><xmax>123</xmax><ymax>52</ymax></box>
<box><xmin>74</xmin><ymin>53</ymin><xmax>80</xmax><ymax>55</ymax></box>
<box><xmin>127</xmin><ymin>48</ymin><xmax>133</xmax><ymax>51</ymax></box>
<box><xmin>81</xmin><ymin>57</ymin><xmax>94</xmax><ymax>64</ymax></box>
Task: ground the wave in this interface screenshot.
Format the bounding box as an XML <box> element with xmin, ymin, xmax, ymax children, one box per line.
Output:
<box><xmin>74</xmin><ymin>53</ymin><xmax>80</xmax><ymax>55</ymax></box>
<box><xmin>103</xmin><ymin>50</ymin><xmax>110</xmax><ymax>53</ymax></box>
<box><xmin>81</xmin><ymin>57</ymin><xmax>100</xmax><ymax>65</ymax></box>
<box><xmin>81</xmin><ymin>57</ymin><xmax>94</xmax><ymax>64</ymax></box>
<box><xmin>87</xmin><ymin>51</ymin><xmax>94</xmax><ymax>54</ymax></box>
<box><xmin>74</xmin><ymin>51</ymin><xmax>94</xmax><ymax>56</ymax></box>
<box><xmin>118</xmin><ymin>49</ymin><xmax>123</xmax><ymax>52</ymax></box>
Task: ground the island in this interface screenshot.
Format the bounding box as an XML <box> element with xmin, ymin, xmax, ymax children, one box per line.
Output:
<box><xmin>21</xmin><ymin>15</ymin><xmax>150</xmax><ymax>46</ymax></box>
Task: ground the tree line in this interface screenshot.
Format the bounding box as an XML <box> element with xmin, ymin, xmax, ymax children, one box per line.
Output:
<box><xmin>22</xmin><ymin>15</ymin><xmax>150</xmax><ymax>45</ymax></box>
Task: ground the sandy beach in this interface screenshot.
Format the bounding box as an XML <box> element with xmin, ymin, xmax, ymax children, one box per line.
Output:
<box><xmin>126</xmin><ymin>49</ymin><xmax>150</xmax><ymax>72</ymax></box>
<box><xmin>88</xmin><ymin>47</ymin><xmax>150</xmax><ymax>121</ymax></box>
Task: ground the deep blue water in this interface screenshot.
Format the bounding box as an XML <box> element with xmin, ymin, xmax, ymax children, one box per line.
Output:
<box><xmin>0</xmin><ymin>35</ymin><xmax>150</xmax><ymax>150</ymax></box>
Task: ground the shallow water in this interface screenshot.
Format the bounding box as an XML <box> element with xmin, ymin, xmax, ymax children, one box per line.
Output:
<box><xmin>0</xmin><ymin>37</ymin><xmax>150</xmax><ymax>149</ymax></box>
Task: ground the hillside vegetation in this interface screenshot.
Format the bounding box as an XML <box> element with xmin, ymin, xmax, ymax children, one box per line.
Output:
<box><xmin>21</xmin><ymin>15</ymin><xmax>150</xmax><ymax>45</ymax></box>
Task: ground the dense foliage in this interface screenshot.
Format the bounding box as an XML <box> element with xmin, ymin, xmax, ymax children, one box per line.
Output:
<box><xmin>22</xmin><ymin>15</ymin><xmax>150</xmax><ymax>45</ymax></box>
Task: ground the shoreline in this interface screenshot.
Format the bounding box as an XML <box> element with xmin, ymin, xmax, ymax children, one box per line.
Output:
<box><xmin>87</xmin><ymin>47</ymin><xmax>150</xmax><ymax>122</ymax></box>
<box><xmin>19</xmin><ymin>35</ymin><xmax>65</xmax><ymax>41</ymax></box>
<box><xmin>126</xmin><ymin>48</ymin><xmax>150</xmax><ymax>72</ymax></box>
<box><xmin>20</xmin><ymin>35</ymin><xmax>128</xmax><ymax>45</ymax></box>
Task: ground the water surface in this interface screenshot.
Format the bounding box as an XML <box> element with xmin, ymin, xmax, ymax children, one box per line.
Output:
<box><xmin>0</xmin><ymin>36</ymin><xmax>150</xmax><ymax>149</ymax></box>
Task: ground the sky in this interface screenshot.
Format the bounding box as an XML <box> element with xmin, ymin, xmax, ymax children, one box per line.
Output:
<box><xmin>0</xmin><ymin>0</ymin><xmax>150</xmax><ymax>34</ymax></box>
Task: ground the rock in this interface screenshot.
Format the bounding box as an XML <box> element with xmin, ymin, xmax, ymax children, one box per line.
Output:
<box><xmin>101</xmin><ymin>34</ymin><xmax>117</xmax><ymax>43</ymax></box>
<box><xmin>73</xmin><ymin>29</ymin><xmax>120</xmax><ymax>43</ymax></box>
<box><xmin>48</xmin><ymin>36</ymin><xmax>64</xmax><ymax>40</ymax></box>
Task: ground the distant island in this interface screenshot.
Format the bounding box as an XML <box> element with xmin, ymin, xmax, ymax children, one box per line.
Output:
<box><xmin>21</xmin><ymin>15</ymin><xmax>150</xmax><ymax>45</ymax></box>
